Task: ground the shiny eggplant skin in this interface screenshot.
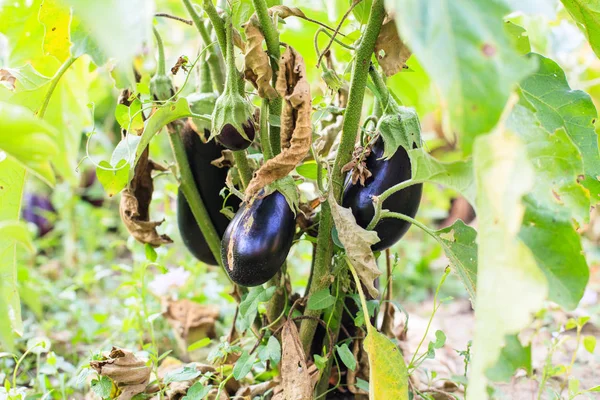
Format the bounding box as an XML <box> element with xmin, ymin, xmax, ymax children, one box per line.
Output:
<box><xmin>221</xmin><ymin>191</ymin><xmax>295</xmax><ymax>286</ymax></box>
<box><xmin>217</xmin><ymin>121</ymin><xmax>255</xmax><ymax>151</ymax></box>
<box><xmin>342</xmin><ymin>138</ymin><xmax>422</xmax><ymax>251</ymax></box>
<box><xmin>177</xmin><ymin>122</ymin><xmax>240</xmax><ymax>265</ymax></box>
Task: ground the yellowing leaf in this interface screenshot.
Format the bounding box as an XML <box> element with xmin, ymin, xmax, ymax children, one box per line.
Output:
<box><xmin>243</xmin><ymin>17</ymin><xmax>277</xmax><ymax>100</ymax></box>
<box><xmin>329</xmin><ymin>192</ymin><xmax>381</xmax><ymax>298</ymax></box>
<box><xmin>364</xmin><ymin>329</ymin><xmax>409</xmax><ymax>400</ymax></box>
<box><xmin>38</xmin><ymin>0</ymin><xmax>71</xmax><ymax>62</ymax></box>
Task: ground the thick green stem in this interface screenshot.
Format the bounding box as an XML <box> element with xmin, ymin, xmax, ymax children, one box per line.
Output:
<box><xmin>169</xmin><ymin>126</ymin><xmax>222</xmax><ymax>266</ymax></box>
<box><xmin>315</xmin><ymin>291</ymin><xmax>345</xmax><ymax>396</ymax></box>
<box><xmin>198</xmin><ymin>45</ymin><xmax>213</xmax><ymax>93</ymax></box>
<box><xmin>182</xmin><ymin>0</ymin><xmax>225</xmax><ymax>91</ymax></box>
<box><xmin>250</xmin><ymin>0</ymin><xmax>282</xmax><ymax>156</ymax></box>
<box><xmin>260</xmin><ymin>100</ymin><xmax>273</xmax><ymax>160</ymax></box>
<box><xmin>368</xmin><ymin>66</ymin><xmax>400</xmax><ymax>113</ymax></box>
<box><xmin>233</xmin><ymin>151</ymin><xmax>252</xmax><ymax>189</ymax></box>
<box><xmin>202</xmin><ymin>0</ymin><xmax>227</xmax><ymax>55</ymax></box>
<box><xmin>223</xmin><ymin>16</ymin><xmax>239</xmax><ymax>95</ymax></box>
<box><xmin>299</xmin><ymin>0</ymin><xmax>386</xmax><ymax>355</ymax></box>
<box><xmin>153</xmin><ymin>27</ymin><xmax>166</xmax><ymax>76</ymax></box>
<box><xmin>38</xmin><ymin>56</ymin><xmax>77</xmax><ymax>119</ymax></box>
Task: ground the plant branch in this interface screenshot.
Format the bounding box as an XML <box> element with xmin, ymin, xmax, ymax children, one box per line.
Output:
<box><xmin>316</xmin><ymin>0</ymin><xmax>362</xmax><ymax>67</ymax></box>
<box><xmin>234</xmin><ymin>151</ymin><xmax>252</xmax><ymax>189</ymax></box>
<box><xmin>38</xmin><ymin>56</ymin><xmax>77</xmax><ymax>119</ymax></box>
<box><xmin>260</xmin><ymin>99</ymin><xmax>273</xmax><ymax>160</ymax></box>
<box><xmin>368</xmin><ymin>65</ymin><xmax>400</xmax><ymax>112</ymax></box>
<box><xmin>182</xmin><ymin>0</ymin><xmax>225</xmax><ymax>91</ymax></box>
<box><xmin>367</xmin><ymin>179</ymin><xmax>424</xmax><ymax>229</ymax></box>
<box><xmin>155</xmin><ymin>13</ymin><xmax>192</xmax><ymax>25</ymax></box>
<box><xmin>299</xmin><ymin>0</ymin><xmax>386</xmax><ymax>354</ymax></box>
<box><xmin>152</xmin><ymin>27</ymin><xmax>166</xmax><ymax>76</ymax></box>
<box><xmin>168</xmin><ymin>124</ymin><xmax>223</xmax><ymax>266</ymax></box>
<box><xmin>202</xmin><ymin>0</ymin><xmax>227</xmax><ymax>54</ymax></box>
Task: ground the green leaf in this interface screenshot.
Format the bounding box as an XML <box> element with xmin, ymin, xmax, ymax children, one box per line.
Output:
<box><xmin>0</xmin><ymin>221</ymin><xmax>34</xmax><ymax>253</ymax></box>
<box><xmin>238</xmin><ymin>286</ymin><xmax>277</xmax><ymax>330</ymax></box>
<box><xmin>296</xmin><ymin>160</ymin><xmax>324</xmax><ymax>181</ymax></box>
<box><xmin>266</xmin><ymin>336</ymin><xmax>281</xmax><ymax>366</ymax></box>
<box><xmin>561</xmin><ymin>0</ymin><xmax>600</xmax><ymax>60</ymax></box>
<box><xmin>336</xmin><ymin>343</ymin><xmax>357</xmax><ymax>371</ymax></box>
<box><xmin>486</xmin><ymin>334</ymin><xmax>532</xmax><ymax>382</ymax></box>
<box><xmin>409</xmin><ymin>148</ymin><xmax>476</xmax><ymax>207</ymax></box>
<box><xmin>519</xmin><ymin>54</ymin><xmax>600</xmax><ymax>193</ymax></box>
<box><xmin>188</xmin><ymin>338</ymin><xmax>211</xmax><ymax>352</ymax></box>
<box><xmin>91</xmin><ymin>376</ymin><xmax>113</xmax><ymax>399</ymax></box>
<box><xmin>468</xmin><ymin>130</ymin><xmax>547</xmax><ymax>399</ymax></box>
<box><xmin>232</xmin><ymin>350</ymin><xmax>256</xmax><ymax>380</ymax></box>
<box><xmin>70</xmin><ymin>14</ymin><xmax>106</xmax><ymax>65</ymax></box>
<box><xmin>135</xmin><ymin>98</ymin><xmax>193</xmax><ymax>169</ymax></box>
<box><xmin>307</xmin><ymin>288</ymin><xmax>337</xmax><ymax>311</ymax></box>
<box><xmin>144</xmin><ymin>243</ymin><xmax>157</xmax><ymax>262</ymax></box>
<box><xmin>1</xmin><ymin>64</ymin><xmax>50</xmax><ymax>91</ymax></box>
<box><xmin>111</xmin><ymin>135</ymin><xmax>142</xmax><ymax>167</ymax></box>
<box><xmin>504</xmin><ymin>21</ymin><xmax>531</xmax><ymax>55</ymax></box>
<box><xmin>0</xmin><ymin>157</ymin><xmax>26</xmax><ymax>351</ymax></box>
<box><xmin>435</xmin><ymin>220</ymin><xmax>478</xmax><ymax>304</ymax></box>
<box><xmin>96</xmin><ymin>159</ymin><xmax>129</xmax><ymax>197</ymax></box>
<box><xmin>115</xmin><ymin>101</ymin><xmax>145</xmax><ymax>132</ymax></box>
<box><xmin>314</xmin><ymin>354</ymin><xmax>328</xmax><ymax>370</ymax></box>
<box><xmin>364</xmin><ymin>329</ymin><xmax>409</xmax><ymax>399</ymax></box>
<box><xmin>388</xmin><ymin>0</ymin><xmax>536</xmax><ymax>153</ymax></box>
<box><xmin>356</xmin><ymin>378</ymin><xmax>370</xmax><ymax>393</ymax></box>
<box><xmin>164</xmin><ymin>365</ymin><xmax>202</xmax><ymax>384</ymax></box>
<box><xmin>377</xmin><ymin>106</ymin><xmax>421</xmax><ymax>159</ymax></box>
<box><xmin>584</xmin><ymin>335</ymin><xmax>597</xmax><ymax>354</ymax></box>
<box><xmin>0</xmin><ymin>102</ymin><xmax>58</xmax><ymax>186</ymax></box>
<box><xmin>65</xmin><ymin>0</ymin><xmax>154</xmax><ymax>64</ymax></box>
<box><xmin>182</xmin><ymin>381</ymin><xmax>212</xmax><ymax>400</ymax></box>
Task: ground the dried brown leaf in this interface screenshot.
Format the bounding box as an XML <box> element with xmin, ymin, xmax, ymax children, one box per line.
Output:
<box><xmin>211</xmin><ymin>150</ymin><xmax>235</xmax><ymax>168</ymax></box>
<box><xmin>347</xmin><ymin>332</ymin><xmax>369</xmax><ymax>396</ymax></box>
<box><xmin>244</xmin><ymin>17</ymin><xmax>277</xmax><ymax>100</ymax></box>
<box><xmin>163</xmin><ymin>298</ymin><xmax>219</xmax><ymax>340</ymax></box>
<box><xmin>279</xmin><ymin>320</ymin><xmax>316</xmax><ymax>400</ymax></box>
<box><xmin>269</xmin><ymin>5</ymin><xmax>307</xmax><ymax>19</ymax></box>
<box><xmin>90</xmin><ymin>347</ymin><xmax>150</xmax><ymax>399</ymax></box>
<box><xmin>119</xmin><ymin>147</ymin><xmax>172</xmax><ymax>247</ymax></box>
<box><xmin>0</xmin><ymin>69</ymin><xmax>16</xmax><ymax>90</ymax></box>
<box><xmin>328</xmin><ymin>192</ymin><xmax>381</xmax><ymax>298</ymax></box>
<box><xmin>374</xmin><ymin>18</ymin><xmax>411</xmax><ymax>77</ymax></box>
<box><xmin>245</xmin><ymin>46</ymin><xmax>312</xmax><ymax>199</ymax></box>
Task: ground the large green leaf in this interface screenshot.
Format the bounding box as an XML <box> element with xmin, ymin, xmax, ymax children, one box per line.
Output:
<box><xmin>519</xmin><ymin>54</ymin><xmax>600</xmax><ymax>196</ymax></box>
<box><xmin>0</xmin><ymin>157</ymin><xmax>27</xmax><ymax>350</ymax></box>
<box><xmin>0</xmin><ymin>102</ymin><xmax>58</xmax><ymax>186</ymax></box>
<box><xmin>409</xmin><ymin>148</ymin><xmax>476</xmax><ymax>206</ymax></box>
<box><xmin>561</xmin><ymin>0</ymin><xmax>600</xmax><ymax>60</ymax></box>
<box><xmin>435</xmin><ymin>220</ymin><xmax>478</xmax><ymax>303</ymax></box>
<box><xmin>386</xmin><ymin>0</ymin><xmax>536</xmax><ymax>153</ymax></box>
<box><xmin>485</xmin><ymin>334</ymin><xmax>532</xmax><ymax>382</ymax></box>
<box><xmin>468</xmin><ymin>130</ymin><xmax>547</xmax><ymax>400</ymax></box>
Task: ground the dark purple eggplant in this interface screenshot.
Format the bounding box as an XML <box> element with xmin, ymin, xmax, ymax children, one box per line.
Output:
<box><xmin>217</xmin><ymin>121</ymin><xmax>255</xmax><ymax>151</ymax></box>
<box><xmin>177</xmin><ymin>122</ymin><xmax>240</xmax><ymax>265</ymax></box>
<box><xmin>342</xmin><ymin>138</ymin><xmax>422</xmax><ymax>251</ymax></box>
<box><xmin>22</xmin><ymin>193</ymin><xmax>55</xmax><ymax>237</ymax></box>
<box><xmin>221</xmin><ymin>191</ymin><xmax>295</xmax><ymax>286</ymax></box>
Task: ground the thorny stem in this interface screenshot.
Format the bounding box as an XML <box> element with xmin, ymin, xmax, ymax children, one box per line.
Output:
<box><xmin>250</xmin><ymin>0</ymin><xmax>283</xmax><ymax>156</ymax></box>
<box><xmin>182</xmin><ymin>0</ymin><xmax>225</xmax><ymax>91</ymax></box>
<box><xmin>168</xmin><ymin>125</ymin><xmax>223</xmax><ymax>266</ymax></box>
<box><xmin>152</xmin><ymin>27</ymin><xmax>167</xmax><ymax>76</ymax></box>
<box><xmin>259</xmin><ymin>99</ymin><xmax>273</xmax><ymax>160</ymax></box>
<box><xmin>38</xmin><ymin>56</ymin><xmax>77</xmax><ymax>119</ymax></box>
<box><xmin>202</xmin><ymin>0</ymin><xmax>227</xmax><ymax>54</ymax></box>
<box><xmin>234</xmin><ymin>151</ymin><xmax>252</xmax><ymax>189</ymax></box>
<box><xmin>299</xmin><ymin>0</ymin><xmax>385</xmax><ymax>359</ymax></box>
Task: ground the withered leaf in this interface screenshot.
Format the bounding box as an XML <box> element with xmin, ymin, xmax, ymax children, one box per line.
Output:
<box><xmin>341</xmin><ymin>145</ymin><xmax>373</xmax><ymax>186</ymax></box>
<box><xmin>245</xmin><ymin>46</ymin><xmax>312</xmax><ymax>200</ymax></box>
<box><xmin>0</xmin><ymin>69</ymin><xmax>16</xmax><ymax>90</ymax></box>
<box><xmin>119</xmin><ymin>146</ymin><xmax>172</xmax><ymax>247</ymax></box>
<box><xmin>90</xmin><ymin>347</ymin><xmax>150</xmax><ymax>400</ymax></box>
<box><xmin>279</xmin><ymin>320</ymin><xmax>316</xmax><ymax>400</ymax></box>
<box><xmin>374</xmin><ymin>18</ymin><xmax>411</xmax><ymax>77</ymax></box>
<box><xmin>243</xmin><ymin>17</ymin><xmax>277</xmax><ymax>100</ymax></box>
<box><xmin>269</xmin><ymin>5</ymin><xmax>307</xmax><ymax>19</ymax></box>
<box><xmin>211</xmin><ymin>150</ymin><xmax>235</xmax><ymax>168</ymax></box>
<box><xmin>163</xmin><ymin>298</ymin><xmax>219</xmax><ymax>340</ymax></box>
<box><xmin>346</xmin><ymin>332</ymin><xmax>369</xmax><ymax>395</ymax></box>
<box><xmin>328</xmin><ymin>192</ymin><xmax>381</xmax><ymax>298</ymax></box>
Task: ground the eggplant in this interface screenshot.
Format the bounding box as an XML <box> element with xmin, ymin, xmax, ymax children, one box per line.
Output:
<box><xmin>221</xmin><ymin>191</ymin><xmax>295</xmax><ymax>286</ymax></box>
<box><xmin>22</xmin><ymin>193</ymin><xmax>55</xmax><ymax>237</ymax></box>
<box><xmin>177</xmin><ymin>122</ymin><xmax>240</xmax><ymax>265</ymax></box>
<box><xmin>217</xmin><ymin>121</ymin><xmax>255</xmax><ymax>151</ymax></box>
<box><xmin>342</xmin><ymin>138</ymin><xmax>422</xmax><ymax>251</ymax></box>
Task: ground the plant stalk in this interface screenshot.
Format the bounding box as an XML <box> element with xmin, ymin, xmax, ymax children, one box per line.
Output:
<box><xmin>299</xmin><ymin>0</ymin><xmax>386</xmax><ymax>355</ymax></box>
<box><xmin>250</xmin><ymin>0</ymin><xmax>283</xmax><ymax>156</ymax></box>
<box><xmin>153</xmin><ymin>27</ymin><xmax>167</xmax><ymax>76</ymax></box>
<box><xmin>182</xmin><ymin>0</ymin><xmax>225</xmax><ymax>91</ymax></box>
<box><xmin>168</xmin><ymin>125</ymin><xmax>223</xmax><ymax>266</ymax></box>
<box><xmin>234</xmin><ymin>151</ymin><xmax>252</xmax><ymax>189</ymax></box>
<box><xmin>202</xmin><ymin>0</ymin><xmax>227</xmax><ymax>54</ymax></box>
<box><xmin>38</xmin><ymin>56</ymin><xmax>77</xmax><ymax>119</ymax></box>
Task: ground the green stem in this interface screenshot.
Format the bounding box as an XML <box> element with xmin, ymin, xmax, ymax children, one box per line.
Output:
<box><xmin>182</xmin><ymin>0</ymin><xmax>225</xmax><ymax>91</ymax></box>
<box><xmin>223</xmin><ymin>15</ymin><xmax>239</xmax><ymax>94</ymax></box>
<box><xmin>299</xmin><ymin>0</ymin><xmax>386</xmax><ymax>354</ymax></box>
<box><xmin>153</xmin><ymin>27</ymin><xmax>166</xmax><ymax>76</ymax></box>
<box><xmin>315</xmin><ymin>292</ymin><xmax>345</xmax><ymax>396</ymax></box>
<box><xmin>250</xmin><ymin>0</ymin><xmax>282</xmax><ymax>156</ymax></box>
<box><xmin>368</xmin><ymin>66</ymin><xmax>400</xmax><ymax>113</ymax></box>
<box><xmin>168</xmin><ymin>126</ymin><xmax>223</xmax><ymax>266</ymax></box>
<box><xmin>367</xmin><ymin>179</ymin><xmax>424</xmax><ymax>229</ymax></box>
<box><xmin>202</xmin><ymin>0</ymin><xmax>227</xmax><ymax>53</ymax></box>
<box><xmin>233</xmin><ymin>151</ymin><xmax>252</xmax><ymax>189</ymax></box>
<box><xmin>198</xmin><ymin>45</ymin><xmax>213</xmax><ymax>93</ymax></box>
<box><xmin>260</xmin><ymin>99</ymin><xmax>274</xmax><ymax>160</ymax></box>
<box><xmin>38</xmin><ymin>56</ymin><xmax>77</xmax><ymax>119</ymax></box>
